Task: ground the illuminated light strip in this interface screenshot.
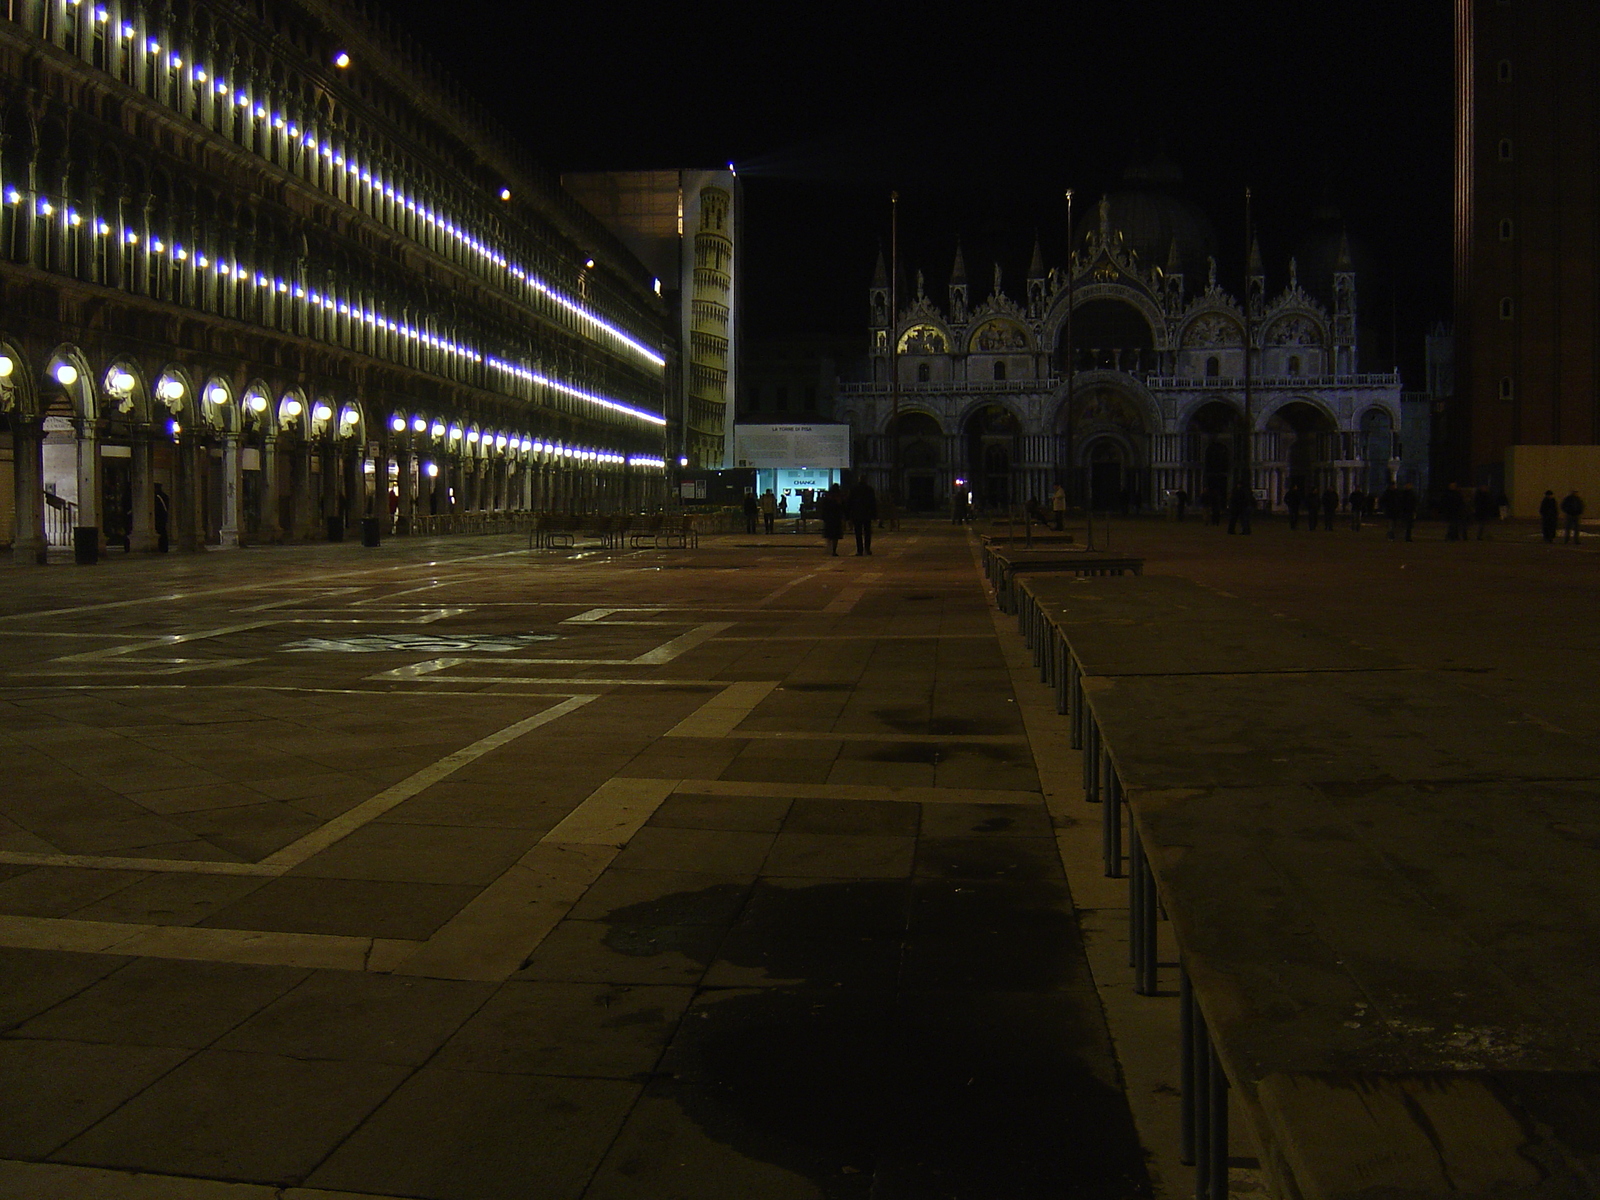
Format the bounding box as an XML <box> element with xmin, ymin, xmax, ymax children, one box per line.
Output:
<box><xmin>22</xmin><ymin>198</ymin><xmax>666</xmax><ymax>429</ymax></box>
<box><xmin>92</xmin><ymin>14</ymin><xmax>667</xmax><ymax>373</ymax></box>
<box><xmin>484</xmin><ymin>356</ymin><xmax>666</xmax><ymax>426</ymax></box>
<box><xmin>527</xmin><ymin>279</ymin><xmax>666</xmax><ymax>367</ymax></box>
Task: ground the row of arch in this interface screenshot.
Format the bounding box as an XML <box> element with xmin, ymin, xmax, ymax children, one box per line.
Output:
<box><xmin>845</xmin><ymin>386</ymin><xmax>1400</xmax><ymax>514</ymax></box>
<box><xmin>0</xmin><ymin>339</ymin><xmax>668</xmax><ymax>562</ymax></box>
<box><xmin>894</xmin><ymin>300</ymin><xmax>1332</xmax><ymax>359</ymax></box>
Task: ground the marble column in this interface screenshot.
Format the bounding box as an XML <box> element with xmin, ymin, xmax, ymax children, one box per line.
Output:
<box><xmin>397</xmin><ymin>446</ymin><xmax>413</xmax><ymax>534</ymax></box>
<box><xmin>74</xmin><ymin>415</ymin><xmax>103</xmax><ymax>553</ymax></box>
<box><xmin>11</xmin><ymin>417</ymin><xmax>47</xmax><ymax>564</ymax></box>
<box><xmin>218</xmin><ymin>431</ymin><xmax>241</xmax><ymax>548</ymax></box>
<box><xmin>129</xmin><ymin>429</ymin><xmax>156</xmax><ymax>552</ymax></box>
<box><xmin>259</xmin><ymin>435</ymin><xmax>282</xmax><ymax>543</ymax></box>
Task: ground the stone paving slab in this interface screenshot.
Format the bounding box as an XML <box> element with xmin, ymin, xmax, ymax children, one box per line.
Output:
<box><xmin>0</xmin><ymin>527</ymin><xmax>1151</xmax><ymax>1199</ymax></box>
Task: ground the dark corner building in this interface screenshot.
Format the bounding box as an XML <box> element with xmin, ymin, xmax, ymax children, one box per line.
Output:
<box><xmin>1453</xmin><ymin>0</ymin><xmax>1600</xmax><ymax>512</ymax></box>
<box><xmin>0</xmin><ymin>0</ymin><xmax>671</xmax><ymax>564</ymax></box>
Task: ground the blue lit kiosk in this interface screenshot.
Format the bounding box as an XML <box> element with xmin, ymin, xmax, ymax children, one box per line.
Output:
<box><xmin>731</xmin><ymin>422</ymin><xmax>851</xmax><ymax>518</ymax></box>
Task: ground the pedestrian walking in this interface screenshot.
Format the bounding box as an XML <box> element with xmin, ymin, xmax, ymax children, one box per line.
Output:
<box><xmin>1348</xmin><ymin>486</ymin><xmax>1366</xmax><ymax>531</ymax></box>
<box><xmin>1397</xmin><ymin>483</ymin><xmax>1418</xmax><ymax>541</ymax></box>
<box><xmin>153</xmin><ymin>483</ymin><xmax>170</xmax><ymax>553</ymax></box>
<box><xmin>1441</xmin><ymin>483</ymin><xmax>1469</xmax><ymax>541</ymax></box>
<box><xmin>1381</xmin><ymin>482</ymin><xmax>1400</xmax><ymax>539</ymax></box>
<box><xmin>1285</xmin><ymin>484</ymin><xmax>1303</xmax><ymax>530</ymax></box>
<box><xmin>1561</xmin><ymin>489</ymin><xmax>1584</xmax><ymax>543</ymax></box>
<box><xmin>819</xmin><ymin>484</ymin><xmax>844</xmax><ymax>555</ymax></box>
<box><xmin>1473</xmin><ymin>485</ymin><xmax>1497</xmax><ymax>540</ymax></box>
<box><xmin>1051</xmin><ymin>483</ymin><xmax>1067</xmax><ymax>531</ymax></box>
<box><xmin>1226</xmin><ymin>481</ymin><xmax>1253</xmax><ymax>534</ymax></box>
<box><xmin>742</xmin><ymin>490</ymin><xmax>758</xmax><ymax>535</ymax></box>
<box><xmin>1320</xmin><ymin>485</ymin><xmax>1338</xmax><ymax>531</ymax></box>
<box><xmin>759</xmin><ymin>489</ymin><xmax>777</xmax><ymax>534</ymax></box>
<box><xmin>1174</xmin><ymin>488</ymin><xmax>1189</xmax><ymax>522</ymax></box>
<box><xmin>847</xmin><ymin>477</ymin><xmax>878</xmax><ymax>555</ymax></box>
<box><xmin>1540</xmin><ymin>490</ymin><xmax>1559</xmax><ymax>542</ymax></box>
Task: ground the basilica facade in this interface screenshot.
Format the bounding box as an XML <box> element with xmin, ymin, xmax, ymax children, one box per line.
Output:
<box><xmin>838</xmin><ymin>192</ymin><xmax>1409</xmax><ymax>514</ymax></box>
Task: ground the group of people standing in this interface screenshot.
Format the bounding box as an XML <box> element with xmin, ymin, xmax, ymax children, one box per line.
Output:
<box><xmin>816</xmin><ymin>479</ymin><xmax>878</xmax><ymax>556</ymax></box>
<box><xmin>1538</xmin><ymin>489</ymin><xmax>1586</xmax><ymax>544</ymax></box>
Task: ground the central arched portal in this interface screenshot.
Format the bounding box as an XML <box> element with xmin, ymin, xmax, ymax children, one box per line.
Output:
<box><xmin>962</xmin><ymin>404</ymin><xmax>1019</xmax><ymax>511</ymax></box>
<box><xmin>1186</xmin><ymin>400</ymin><xmax>1245</xmax><ymax>499</ymax></box>
<box><xmin>888</xmin><ymin>411</ymin><xmax>946</xmax><ymax>512</ymax></box>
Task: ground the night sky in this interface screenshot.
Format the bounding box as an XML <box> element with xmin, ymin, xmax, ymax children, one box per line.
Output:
<box><xmin>388</xmin><ymin>1</ymin><xmax>1453</xmax><ymax>381</ymax></box>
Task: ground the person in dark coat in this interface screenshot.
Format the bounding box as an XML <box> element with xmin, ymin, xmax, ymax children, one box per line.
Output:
<box><xmin>742</xmin><ymin>490</ymin><xmax>758</xmax><ymax>535</ymax></box>
<box><xmin>1440</xmin><ymin>483</ymin><xmax>1469</xmax><ymax>541</ymax></box>
<box><xmin>1561</xmin><ymin>489</ymin><xmax>1584</xmax><ymax>543</ymax></box>
<box><xmin>1380</xmin><ymin>482</ymin><xmax>1401</xmax><ymax>539</ymax></box>
<box><xmin>1397</xmin><ymin>483</ymin><xmax>1418</xmax><ymax>541</ymax></box>
<box><xmin>819</xmin><ymin>484</ymin><xmax>844</xmax><ymax>555</ymax></box>
<box><xmin>1539</xmin><ymin>490</ymin><xmax>1560</xmax><ymax>543</ymax></box>
<box><xmin>1473</xmin><ymin>485</ymin><xmax>1497</xmax><ymax>540</ymax></box>
<box><xmin>1347</xmin><ymin>486</ymin><xmax>1367</xmax><ymax>531</ymax></box>
<box><xmin>1174</xmin><ymin>488</ymin><xmax>1189</xmax><ymax>522</ymax></box>
<box><xmin>847</xmin><ymin>478</ymin><xmax>878</xmax><ymax>555</ymax></box>
<box><xmin>153</xmin><ymin>483</ymin><xmax>170</xmax><ymax>553</ymax></box>
<box><xmin>1320</xmin><ymin>486</ymin><xmax>1339</xmax><ymax>531</ymax></box>
<box><xmin>1226</xmin><ymin>482</ymin><xmax>1253</xmax><ymax>534</ymax></box>
<box><xmin>1284</xmin><ymin>484</ymin><xmax>1303</xmax><ymax>530</ymax></box>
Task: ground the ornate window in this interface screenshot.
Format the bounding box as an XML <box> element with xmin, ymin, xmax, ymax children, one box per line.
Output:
<box><xmin>1287</xmin><ymin>356</ymin><xmax>1301</xmax><ymax>376</ymax></box>
<box><xmin>1500</xmin><ymin>297</ymin><xmax>1515</xmax><ymax>320</ymax></box>
<box><xmin>1205</xmin><ymin>356</ymin><xmax>1220</xmax><ymax>379</ymax></box>
<box><xmin>1499</xmin><ymin>377</ymin><xmax>1515</xmax><ymax>401</ymax></box>
<box><xmin>1500</xmin><ymin>218</ymin><xmax>1514</xmax><ymax>240</ymax></box>
<box><xmin>993</xmin><ymin>361</ymin><xmax>1006</xmax><ymax>381</ymax></box>
<box><xmin>917</xmin><ymin>363</ymin><xmax>931</xmax><ymax>383</ymax></box>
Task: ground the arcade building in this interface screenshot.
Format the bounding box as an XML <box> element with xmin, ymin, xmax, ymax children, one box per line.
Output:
<box><xmin>1</xmin><ymin>0</ymin><xmax>670</xmax><ymax>562</ymax></box>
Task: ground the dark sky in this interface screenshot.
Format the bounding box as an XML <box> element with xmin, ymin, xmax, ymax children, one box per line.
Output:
<box><xmin>387</xmin><ymin>1</ymin><xmax>1453</xmax><ymax>380</ymax></box>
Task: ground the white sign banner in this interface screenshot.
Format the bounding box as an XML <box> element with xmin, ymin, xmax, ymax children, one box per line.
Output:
<box><xmin>733</xmin><ymin>424</ymin><xmax>850</xmax><ymax>470</ymax></box>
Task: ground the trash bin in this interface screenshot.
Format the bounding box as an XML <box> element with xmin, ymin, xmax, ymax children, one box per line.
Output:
<box><xmin>73</xmin><ymin>526</ymin><xmax>99</xmax><ymax>565</ymax></box>
<box><xmin>360</xmin><ymin>516</ymin><xmax>381</xmax><ymax>547</ymax></box>
<box><xmin>326</xmin><ymin>516</ymin><xmax>344</xmax><ymax>542</ymax></box>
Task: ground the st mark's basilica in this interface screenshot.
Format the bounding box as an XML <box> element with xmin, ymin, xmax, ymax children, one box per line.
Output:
<box><xmin>837</xmin><ymin>167</ymin><xmax>1420</xmax><ymax>513</ymax></box>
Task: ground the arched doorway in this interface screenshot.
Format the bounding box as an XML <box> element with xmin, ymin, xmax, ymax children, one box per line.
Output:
<box><xmin>963</xmin><ymin>404</ymin><xmax>1019</xmax><ymax>511</ymax></box>
<box><xmin>1186</xmin><ymin>401</ymin><xmax>1244</xmax><ymax>500</ymax></box>
<box><xmin>1359</xmin><ymin>407</ymin><xmax>1395</xmax><ymax>492</ymax></box>
<box><xmin>1087</xmin><ymin>439</ymin><xmax>1127</xmax><ymax>510</ymax></box>
<box><xmin>1267</xmin><ymin>401</ymin><xmax>1335</xmax><ymax>492</ymax></box>
<box><xmin>888</xmin><ymin>411</ymin><xmax>944</xmax><ymax>511</ymax></box>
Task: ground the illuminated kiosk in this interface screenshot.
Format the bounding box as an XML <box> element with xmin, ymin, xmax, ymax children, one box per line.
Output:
<box><xmin>732</xmin><ymin>423</ymin><xmax>851</xmax><ymax>503</ymax></box>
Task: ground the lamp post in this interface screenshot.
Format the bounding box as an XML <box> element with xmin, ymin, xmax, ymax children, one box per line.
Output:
<box><xmin>889</xmin><ymin>190</ymin><xmax>900</xmax><ymax>508</ymax></box>
<box><xmin>1241</xmin><ymin>186</ymin><xmax>1254</xmax><ymax>497</ymax></box>
<box><xmin>1063</xmin><ymin>188</ymin><xmax>1075</xmax><ymax>505</ymax></box>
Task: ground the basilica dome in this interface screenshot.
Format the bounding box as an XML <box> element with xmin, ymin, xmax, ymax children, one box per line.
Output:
<box><xmin>1077</xmin><ymin>159</ymin><xmax>1218</xmax><ymax>279</ymax></box>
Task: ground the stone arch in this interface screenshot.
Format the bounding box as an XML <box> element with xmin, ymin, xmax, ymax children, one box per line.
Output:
<box><xmin>198</xmin><ymin>376</ymin><xmax>236</xmax><ymax>432</ymax></box>
<box><xmin>966</xmin><ymin>316</ymin><xmax>1033</xmax><ymax>354</ymax></box>
<box><xmin>43</xmin><ymin>344</ymin><xmax>94</xmax><ymax>419</ymax></box>
<box><xmin>240</xmin><ymin>381</ymin><xmax>276</xmax><ymax>436</ymax></box>
<box><xmin>1178</xmin><ymin>309</ymin><xmax>1244</xmax><ymax>350</ymax></box>
<box><xmin>961</xmin><ymin>402</ymin><xmax>1022</xmax><ymax>510</ymax></box>
<box><xmin>0</xmin><ymin>339</ymin><xmax>40</xmax><ymax>417</ymax></box>
<box><xmin>1042</xmin><ymin>281</ymin><xmax>1166</xmax><ymax>359</ymax></box>
<box><xmin>1053</xmin><ymin>370</ymin><xmax>1159</xmax><ymax>437</ymax></box>
<box><xmin>101</xmin><ymin>359</ymin><xmax>150</xmax><ymax>424</ymax></box>
<box><xmin>1185</xmin><ymin>399</ymin><xmax>1247</xmax><ymax>498</ymax></box>
<box><xmin>1265</xmin><ymin>399</ymin><xmax>1338</xmax><ymax>490</ymax></box>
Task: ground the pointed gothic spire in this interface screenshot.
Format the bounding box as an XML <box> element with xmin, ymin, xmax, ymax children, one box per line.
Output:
<box><xmin>1166</xmin><ymin>237</ymin><xmax>1181</xmax><ymax>274</ymax></box>
<box><xmin>1027</xmin><ymin>235</ymin><xmax>1045</xmax><ymax>280</ymax></box>
<box><xmin>950</xmin><ymin>242</ymin><xmax>967</xmax><ymax>284</ymax></box>
<box><xmin>1247</xmin><ymin>236</ymin><xmax>1264</xmax><ymax>277</ymax></box>
<box><xmin>871</xmin><ymin>247</ymin><xmax>888</xmax><ymax>288</ymax></box>
<box><xmin>1334</xmin><ymin>230</ymin><xmax>1354</xmax><ymax>272</ymax></box>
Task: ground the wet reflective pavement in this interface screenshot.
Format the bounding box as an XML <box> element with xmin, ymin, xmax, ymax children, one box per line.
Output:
<box><xmin>0</xmin><ymin>524</ymin><xmax>1150</xmax><ymax>1199</ymax></box>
